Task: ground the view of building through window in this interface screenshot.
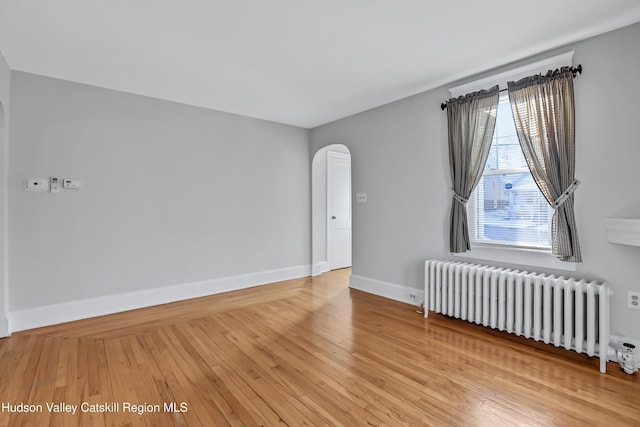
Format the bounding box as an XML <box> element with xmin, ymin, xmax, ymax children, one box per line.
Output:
<box><xmin>470</xmin><ymin>94</ymin><xmax>553</xmax><ymax>249</ymax></box>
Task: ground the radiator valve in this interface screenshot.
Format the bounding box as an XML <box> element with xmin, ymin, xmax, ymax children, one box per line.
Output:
<box><xmin>617</xmin><ymin>343</ymin><xmax>638</xmax><ymax>375</ymax></box>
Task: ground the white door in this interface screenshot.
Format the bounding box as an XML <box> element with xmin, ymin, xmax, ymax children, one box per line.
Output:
<box><xmin>327</xmin><ymin>151</ymin><xmax>352</xmax><ymax>270</ymax></box>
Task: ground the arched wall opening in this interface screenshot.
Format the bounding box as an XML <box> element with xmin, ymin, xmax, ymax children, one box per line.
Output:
<box><xmin>311</xmin><ymin>144</ymin><xmax>351</xmax><ymax>276</ymax></box>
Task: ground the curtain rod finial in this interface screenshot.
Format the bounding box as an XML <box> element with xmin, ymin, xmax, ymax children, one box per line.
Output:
<box><xmin>573</xmin><ymin>64</ymin><xmax>583</xmax><ymax>77</ymax></box>
<box><xmin>441</xmin><ymin>103</ymin><xmax>447</xmax><ymax>110</ymax></box>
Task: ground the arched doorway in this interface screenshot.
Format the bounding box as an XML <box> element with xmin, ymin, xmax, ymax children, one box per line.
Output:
<box><xmin>311</xmin><ymin>144</ymin><xmax>352</xmax><ymax>276</ymax></box>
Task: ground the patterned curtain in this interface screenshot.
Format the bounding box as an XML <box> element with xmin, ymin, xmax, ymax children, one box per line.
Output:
<box><xmin>447</xmin><ymin>86</ymin><xmax>500</xmax><ymax>253</ymax></box>
<box><xmin>508</xmin><ymin>67</ymin><xmax>582</xmax><ymax>262</ymax></box>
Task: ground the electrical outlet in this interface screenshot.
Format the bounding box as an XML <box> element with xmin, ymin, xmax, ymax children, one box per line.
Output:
<box><xmin>629</xmin><ymin>291</ymin><xmax>640</xmax><ymax>310</ymax></box>
<box><xmin>409</xmin><ymin>293</ymin><xmax>417</xmax><ymax>300</ymax></box>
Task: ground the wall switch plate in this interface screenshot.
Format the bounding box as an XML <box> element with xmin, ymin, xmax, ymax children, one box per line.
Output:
<box><xmin>50</xmin><ymin>177</ymin><xmax>61</xmax><ymax>193</ymax></box>
<box><xmin>26</xmin><ymin>178</ymin><xmax>49</xmax><ymax>191</ymax></box>
<box><xmin>63</xmin><ymin>179</ymin><xmax>81</xmax><ymax>189</ymax></box>
<box><xmin>629</xmin><ymin>291</ymin><xmax>640</xmax><ymax>310</ymax></box>
<box><xmin>356</xmin><ymin>192</ymin><xmax>367</xmax><ymax>203</ymax></box>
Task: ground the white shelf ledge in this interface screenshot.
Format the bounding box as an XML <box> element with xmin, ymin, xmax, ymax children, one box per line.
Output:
<box><xmin>605</xmin><ymin>218</ymin><xmax>640</xmax><ymax>247</ymax></box>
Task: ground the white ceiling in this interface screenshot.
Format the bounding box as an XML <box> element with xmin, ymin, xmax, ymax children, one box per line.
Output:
<box><xmin>1</xmin><ymin>1</ymin><xmax>640</xmax><ymax>128</ymax></box>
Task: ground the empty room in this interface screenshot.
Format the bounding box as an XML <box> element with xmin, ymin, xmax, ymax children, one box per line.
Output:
<box><xmin>1</xmin><ymin>1</ymin><xmax>639</xmax><ymax>426</ymax></box>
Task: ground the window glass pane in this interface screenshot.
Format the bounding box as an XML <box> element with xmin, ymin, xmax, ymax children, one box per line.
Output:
<box><xmin>475</xmin><ymin>173</ymin><xmax>552</xmax><ymax>247</ymax></box>
<box><xmin>485</xmin><ymin>98</ymin><xmax>528</xmax><ymax>171</ymax></box>
<box><xmin>471</xmin><ymin>94</ymin><xmax>552</xmax><ymax>249</ymax></box>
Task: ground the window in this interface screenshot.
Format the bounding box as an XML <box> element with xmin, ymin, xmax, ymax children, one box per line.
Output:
<box><xmin>447</xmin><ymin>51</ymin><xmax>577</xmax><ymax>270</ymax></box>
<box><xmin>467</xmin><ymin>92</ymin><xmax>553</xmax><ymax>250</ymax></box>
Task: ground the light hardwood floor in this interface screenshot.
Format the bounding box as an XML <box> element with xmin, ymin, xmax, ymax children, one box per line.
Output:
<box><xmin>0</xmin><ymin>268</ymin><xmax>638</xmax><ymax>426</ymax></box>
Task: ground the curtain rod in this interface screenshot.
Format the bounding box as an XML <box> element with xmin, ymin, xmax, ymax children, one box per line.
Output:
<box><xmin>440</xmin><ymin>64</ymin><xmax>583</xmax><ymax>110</ymax></box>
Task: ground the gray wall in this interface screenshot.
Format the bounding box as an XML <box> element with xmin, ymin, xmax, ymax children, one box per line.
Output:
<box><xmin>310</xmin><ymin>22</ymin><xmax>640</xmax><ymax>340</ymax></box>
<box><xmin>9</xmin><ymin>72</ymin><xmax>310</xmax><ymax>311</ymax></box>
<box><xmin>0</xmin><ymin>50</ymin><xmax>10</xmax><ymax>333</ymax></box>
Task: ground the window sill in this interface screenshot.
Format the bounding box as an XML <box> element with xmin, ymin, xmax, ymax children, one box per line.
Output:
<box><xmin>451</xmin><ymin>244</ymin><xmax>577</xmax><ymax>272</ymax></box>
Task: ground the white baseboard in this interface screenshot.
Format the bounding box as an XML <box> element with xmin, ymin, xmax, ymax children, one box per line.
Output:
<box><xmin>0</xmin><ymin>315</ymin><xmax>8</xmax><ymax>338</ymax></box>
<box><xmin>320</xmin><ymin>262</ymin><xmax>330</xmax><ymax>274</ymax></box>
<box><xmin>8</xmin><ymin>265</ymin><xmax>311</xmax><ymax>333</ymax></box>
<box><xmin>311</xmin><ymin>261</ymin><xmax>330</xmax><ymax>277</ymax></box>
<box><xmin>349</xmin><ymin>274</ymin><xmax>424</xmax><ymax>306</ymax></box>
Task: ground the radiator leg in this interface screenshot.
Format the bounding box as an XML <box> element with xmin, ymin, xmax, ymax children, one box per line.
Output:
<box><xmin>424</xmin><ymin>260</ymin><xmax>431</xmax><ymax>318</ymax></box>
<box><xmin>598</xmin><ymin>285</ymin><xmax>612</xmax><ymax>373</ymax></box>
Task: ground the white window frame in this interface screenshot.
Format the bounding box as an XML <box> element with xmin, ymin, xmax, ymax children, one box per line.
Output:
<box><xmin>449</xmin><ymin>51</ymin><xmax>577</xmax><ymax>272</ymax></box>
